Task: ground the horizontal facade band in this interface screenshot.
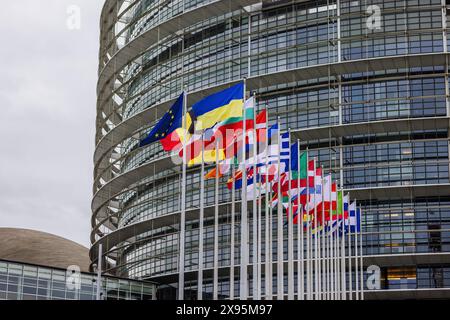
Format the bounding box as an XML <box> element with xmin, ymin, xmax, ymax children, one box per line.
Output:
<box><xmin>363</xmin><ymin>252</ymin><xmax>450</xmax><ymax>268</ymax></box>
<box><xmin>97</xmin><ymin>0</ymin><xmax>260</xmax><ymax>97</ymax></box>
<box><xmin>347</xmin><ymin>184</ymin><xmax>450</xmax><ymax>201</ymax></box>
<box><xmin>92</xmin><ymin>154</ymin><xmax>174</xmax><ymax>223</ymax></box>
<box><xmin>90</xmin><ymin>184</ymin><xmax>450</xmax><ymax>260</ymax></box>
<box><xmin>365</xmin><ymin>288</ymin><xmax>450</xmax><ymax>300</ymax></box>
<box><xmin>108</xmin><ymin>252</ymin><xmax>450</xmax><ymax>287</ymax></box>
<box><xmin>94</xmin><ymin>115</ymin><xmax>450</xmax><ymax>194</ymax></box>
<box><xmin>91</xmin><ymin>200</ymin><xmax>240</xmax><ymax>257</ymax></box>
<box><xmin>291</xmin><ymin>116</ymin><xmax>450</xmax><ymax>141</ymax></box>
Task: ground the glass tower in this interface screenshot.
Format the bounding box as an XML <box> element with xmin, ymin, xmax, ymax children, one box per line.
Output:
<box><xmin>93</xmin><ymin>0</ymin><xmax>450</xmax><ymax>299</ymax></box>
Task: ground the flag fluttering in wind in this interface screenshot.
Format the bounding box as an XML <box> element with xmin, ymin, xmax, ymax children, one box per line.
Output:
<box><xmin>183</xmin><ymin>95</ymin><xmax>253</xmax><ymax>166</ymax></box>
<box><xmin>140</xmin><ymin>93</ymin><xmax>190</xmax><ymax>151</ymax></box>
<box><xmin>345</xmin><ymin>201</ymin><xmax>361</xmax><ymax>233</ymax></box>
<box><xmin>190</xmin><ymin>82</ymin><xmax>245</xmax><ymax>132</ymax></box>
<box><xmin>204</xmin><ymin>105</ymin><xmax>267</xmax><ymax>178</ymax></box>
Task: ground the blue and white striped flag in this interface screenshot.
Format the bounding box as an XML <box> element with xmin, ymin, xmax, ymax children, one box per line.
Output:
<box><xmin>345</xmin><ymin>201</ymin><xmax>361</xmax><ymax>233</ymax></box>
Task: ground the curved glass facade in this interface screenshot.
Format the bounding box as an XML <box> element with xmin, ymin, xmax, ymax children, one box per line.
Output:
<box><xmin>93</xmin><ymin>0</ymin><xmax>450</xmax><ymax>299</ymax></box>
<box><xmin>0</xmin><ymin>260</ymin><xmax>156</xmax><ymax>300</ymax></box>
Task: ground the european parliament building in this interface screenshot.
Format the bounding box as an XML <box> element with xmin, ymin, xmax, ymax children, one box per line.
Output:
<box><xmin>93</xmin><ymin>0</ymin><xmax>450</xmax><ymax>300</ymax></box>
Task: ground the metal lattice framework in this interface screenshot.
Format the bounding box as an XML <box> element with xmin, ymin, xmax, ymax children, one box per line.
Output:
<box><xmin>93</xmin><ymin>0</ymin><xmax>450</xmax><ymax>300</ymax></box>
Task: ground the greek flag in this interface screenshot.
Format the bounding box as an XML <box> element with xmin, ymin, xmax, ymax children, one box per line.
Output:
<box><xmin>345</xmin><ymin>201</ymin><xmax>361</xmax><ymax>233</ymax></box>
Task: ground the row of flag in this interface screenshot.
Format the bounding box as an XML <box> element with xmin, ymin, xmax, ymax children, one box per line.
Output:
<box><xmin>138</xmin><ymin>81</ymin><xmax>364</xmax><ymax>300</ymax></box>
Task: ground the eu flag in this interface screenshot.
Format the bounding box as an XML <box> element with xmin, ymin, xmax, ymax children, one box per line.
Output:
<box><xmin>140</xmin><ymin>93</ymin><xmax>185</xmax><ymax>151</ymax></box>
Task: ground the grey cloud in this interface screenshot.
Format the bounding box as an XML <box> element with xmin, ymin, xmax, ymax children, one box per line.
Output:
<box><xmin>0</xmin><ymin>0</ymin><xmax>104</xmax><ymax>247</ymax></box>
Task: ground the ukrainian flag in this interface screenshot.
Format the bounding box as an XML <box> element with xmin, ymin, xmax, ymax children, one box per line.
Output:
<box><xmin>191</xmin><ymin>82</ymin><xmax>245</xmax><ymax>132</ymax></box>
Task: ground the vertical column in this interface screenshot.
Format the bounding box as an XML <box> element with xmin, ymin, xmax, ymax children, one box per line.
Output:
<box><xmin>442</xmin><ymin>0</ymin><xmax>449</xmax><ymax>168</ymax></box>
<box><xmin>338</xmin><ymin>77</ymin><xmax>343</xmax><ymax>126</ymax></box>
<box><xmin>247</xmin><ymin>12</ymin><xmax>252</xmax><ymax>78</ymax></box>
<box><xmin>336</xmin><ymin>0</ymin><xmax>342</xmax><ymax>63</ymax></box>
<box><xmin>96</xmin><ymin>244</ymin><xmax>103</xmax><ymax>301</ymax></box>
<box><xmin>339</xmin><ymin>144</ymin><xmax>344</xmax><ymax>195</ymax></box>
<box><xmin>442</xmin><ymin>0</ymin><xmax>448</xmax><ymax>53</ymax></box>
<box><xmin>445</xmin><ymin>70</ymin><xmax>450</xmax><ymax>182</ymax></box>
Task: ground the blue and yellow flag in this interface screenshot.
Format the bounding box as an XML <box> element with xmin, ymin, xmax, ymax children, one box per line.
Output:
<box><xmin>191</xmin><ymin>82</ymin><xmax>245</xmax><ymax>132</ymax></box>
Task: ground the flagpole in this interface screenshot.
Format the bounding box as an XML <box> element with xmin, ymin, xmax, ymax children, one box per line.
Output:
<box><xmin>338</xmin><ymin>189</ymin><xmax>343</xmax><ymax>300</ymax></box>
<box><xmin>336</xmin><ymin>186</ymin><xmax>340</xmax><ymax>300</ymax></box>
<box><xmin>321</xmin><ymin>166</ymin><xmax>326</xmax><ymax>300</ymax></box>
<box><xmin>213</xmin><ymin>142</ymin><xmax>220</xmax><ymax>300</ymax></box>
<box><xmin>297</xmin><ymin>142</ymin><xmax>303</xmax><ymax>300</ymax></box>
<box><xmin>310</xmin><ymin>163</ymin><xmax>314</xmax><ymax>300</ymax></box>
<box><xmin>348</xmin><ymin>199</ymin><xmax>353</xmax><ymax>301</ymax></box>
<box><xmin>251</xmin><ymin>95</ymin><xmax>258</xmax><ymax>300</ymax></box>
<box><xmin>317</xmin><ymin>172</ymin><xmax>322</xmax><ymax>300</ymax></box>
<box><xmin>313</xmin><ymin>159</ymin><xmax>319</xmax><ymax>300</ymax></box>
<box><xmin>286</xmin><ymin>130</ymin><xmax>293</xmax><ymax>300</ymax></box>
<box><xmin>309</xmin><ymin>157</ymin><xmax>313</xmax><ymax>301</ymax></box>
<box><xmin>264</xmin><ymin>188</ymin><xmax>271</xmax><ymax>300</ymax></box>
<box><xmin>256</xmin><ymin>106</ymin><xmax>267</xmax><ymax>300</ymax></box>
<box><xmin>333</xmin><ymin>218</ymin><xmax>337</xmax><ymax>300</ymax></box>
<box><xmin>240</xmin><ymin>79</ymin><xmax>249</xmax><ymax>300</ymax></box>
<box><xmin>328</xmin><ymin>178</ymin><xmax>332</xmax><ymax>300</ymax></box>
<box><xmin>324</xmin><ymin>169</ymin><xmax>329</xmax><ymax>300</ymax></box>
<box><xmin>334</xmin><ymin>188</ymin><xmax>339</xmax><ymax>300</ymax></box>
<box><xmin>360</xmin><ymin>204</ymin><xmax>364</xmax><ymax>300</ymax></box>
<box><xmin>326</xmin><ymin>175</ymin><xmax>331</xmax><ymax>300</ymax></box>
<box><xmin>254</xmin><ymin>103</ymin><xmax>268</xmax><ymax>300</ymax></box>
<box><xmin>305</xmin><ymin>148</ymin><xmax>311</xmax><ymax>300</ymax></box>
<box><xmin>178</xmin><ymin>90</ymin><xmax>188</xmax><ymax>300</ymax></box>
<box><xmin>307</xmin><ymin>207</ymin><xmax>311</xmax><ymax>300</ymax></box>
<box><xmin>257</xmin><ymin>170</ymin><xmax>262</xmax><ymax>300</ymax></box>
<box><xmin>264</xmin><ymin>178</ymin><xmax>269</xmax><ymax>299</ymax></box>
<box><xmin>197</xmin><ymin>132</ymin><xmax>205</xmax><ymax>300</ymax></box>
<box><xmin>329</xmin><ymin>176</ymin><xmax>334</xmax><ymax>300</ymax></box>
<box><xmin>264</xmin><ymin>110</ymin><xmax>271</xmax><ymax>300</ymax></box>
<box><xmin>276</xmin><ymin>118</ymin><xmax>283</xmax><ymax>300</ymax></box>
<box><xmin>354</xmin><ymin>203</ymin><xmax>359</xmax><ymax>300</ymax></box>
<box><xmin>230</xmin><ymin>163</ymin><xmax>236</xmax><ymax>300</ymax></box>
<box><xmin>268</xmin><ymin>182</ymin><xmax>273</xmax><ymax>299</ymax></box>
<box><xmin>341</xmin><ymin>191</ymin><xmax>346</xmax><ymax>300</ymax></box>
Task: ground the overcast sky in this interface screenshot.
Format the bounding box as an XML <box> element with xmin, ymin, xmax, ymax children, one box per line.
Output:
<box><xmin>0</xmin><ymin>1</ymin><xmax>104</xmax><ymax>247</ymax></box>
